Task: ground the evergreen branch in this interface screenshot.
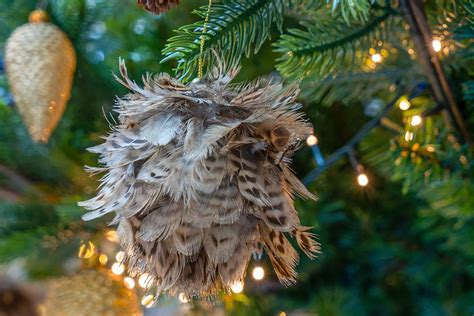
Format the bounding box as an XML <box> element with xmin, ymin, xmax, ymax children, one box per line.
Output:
<box><xmin>329</xmin><ymin>0</ymin><xmax>373</xmax><ymax>23</ymax></box>
<box><xmin>274</xmin><ymin>6</ymin><xmax>397</xmax><ymax>78</ymax></box>
<box><xmin>299</xmin><ymin>68</ymin><xmax>420</xmax><ymax>105</ymax></box>
<box><xmin>161</xmin><ymin>0</ymin><xmax>285</xmax><ymax>82</ymax></box>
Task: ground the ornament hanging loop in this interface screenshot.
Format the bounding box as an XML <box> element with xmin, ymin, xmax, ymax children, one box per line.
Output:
<box><xmin>36</xmin><ymin>0</ymin><xmax>49</xmax><ymax>10</ymax></box>
<box><xmin>198</xmin><ymin>0</ymin><xmax>212</xmax><ymax>79</ymax></box>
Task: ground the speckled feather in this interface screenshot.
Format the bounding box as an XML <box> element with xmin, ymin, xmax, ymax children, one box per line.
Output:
<box><xmin>79</xmin><ymin>59</ymin><xmax>319</xmax><ymax>299</ymax></box>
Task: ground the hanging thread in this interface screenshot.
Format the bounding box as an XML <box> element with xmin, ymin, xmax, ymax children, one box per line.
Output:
<box><xmin>198</xmin><ymin>0</ymin><xmax>212</xmax><ymax>79</ymax></box>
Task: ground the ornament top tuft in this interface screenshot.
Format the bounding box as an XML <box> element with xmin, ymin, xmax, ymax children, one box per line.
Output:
<box><xmin>28</xmin><ymin>9</ymin><xmax>49</xmax><ymax>23</ymax></box>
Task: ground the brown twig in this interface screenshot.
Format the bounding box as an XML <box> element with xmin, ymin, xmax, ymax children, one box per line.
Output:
<box><xmin>0</xmin><ymin>164</ymin><xmax>39</xmax><ymax>196</ymax></box>
<box><xmin>399</xmin><ymin>0</ymin><xmax>471</xmax><ymax>144</ymax></box>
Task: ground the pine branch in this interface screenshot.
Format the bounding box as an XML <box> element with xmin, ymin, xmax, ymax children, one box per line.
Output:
<box><xmin>274</xmin><ymin>5</ymin><xmax>398</xmax><ymax>78</ymax></box>
<box><xmin>329</xmin><ymin>0</ymin><xmax>373</xmax><ymax>22</ymax></box>
<box><xmin>299</xmin><ymin>67</ymin><xmax>419</xmax><ymax>106</ymax></box>
<box><xmin>161</xmin><ymin>0</ymin><xmax>285</xmax><ymax>82</ymax></box>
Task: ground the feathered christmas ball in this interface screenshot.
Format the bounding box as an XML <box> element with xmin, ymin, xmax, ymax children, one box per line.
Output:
<box><xmin>80</xmin><ymin>60</ymin><xmax>320</xmax><ymax>299</ymax></box>
<box><xmin>137</xmin><ymin>0</ymin><xmax>179</xmax><ymax>14</ymax></box>
<box><xmin>4</xmin><ymin>10</ymin><xmax>76</xmax><ymax>143</ymax></box>
<box><xmin>42</xmin><ymin>269</ymin><xmax>141</xmax><ymax>316</ymax></box>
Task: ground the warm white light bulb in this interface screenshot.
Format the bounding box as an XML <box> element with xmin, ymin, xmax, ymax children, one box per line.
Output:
<box><xmin>138</xmin><ymin>273</ymin><xmax>154</xmax><ymax>289</ymax></box>
<box><xmin>231</xmin><ymin>281</ymin><xmax>244</xmax><ymax>293</ymax></box>
<box><xmin>410</xmin><ymin>115</ymin><xmax>422</xmax><ymax>126</ymax></box>
<box><xmin>432</xmin><ymin>39</ymin><xmax>442</xmax><ymax>52</ymax></box>
<box><xmin>371</xmin><ymin>53</ymin><xmax>382</xmax><ymax>63</ymax></box>
<box><xmin>115</xmin><ymin>251</ymin><xmax>125</xmax><ymax>262</ymax></box>
<box><xmin>404</xmin><ymin>131</ymin><xmax>414</xmax><ymax>141</ymax></box>
<box><xmin>178</xmin><ymin>292</ymin><xmax>189</xmax><ymax>303</ymax></box>
<box><xmin>399</xmin><ymin>99</ymin><xmax>411</xmax><ymax>111</ymax></box>
<box><xmin>357</xmin><ymin>173</ymin><xmax>369</xmax><ymax>187</ymax></box>
<box><xmin>105</xmin><ymin>230</ymin><xmax>118</xmax><ymax>243</ymax></box>
<box><xmin>306</xmin><ymin>135</ymin><xmax>318</xmax><ymax>146</ymax></box>
<box><xmin>123</xmin><ymin>277</ymin><xmax>135</xmax><ymax>289</ymax></box>
<box><xmin>252</xmin><ymin>266</ymin><xmax>265</xmax><ymax>281</ymax></box>
<box><xmin>111</xmin><ymin>262</ymin><xmax>125</xmax><ymax>275</ymax></box>
<box><xmin>141</xmin><ymin>295</ymin><xmax>155</xmax><ymax>308</ymax></box>
<box><xmin>98</xmin><ymin>254</ymin><xmax>108</xmax><ymax>265</ymax></box>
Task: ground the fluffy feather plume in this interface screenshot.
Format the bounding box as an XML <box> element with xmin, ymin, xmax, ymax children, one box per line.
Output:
<box><xmin>79</xmin><ymin>59</ymin><xmax>319</xmax><ymax>299</ymax></box>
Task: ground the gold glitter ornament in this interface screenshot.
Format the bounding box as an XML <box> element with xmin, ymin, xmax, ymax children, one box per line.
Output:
<box><xmin>4</xmin><ymin>9</ymin><xmax>76</xmax><ymax>143</ymax></box>
<box><xmin>42</xmin><ymin>269</ymin><xmax>142</xmax><ymax>316</ymax></box>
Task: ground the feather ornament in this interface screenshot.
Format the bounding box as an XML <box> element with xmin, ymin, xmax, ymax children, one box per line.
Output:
<box><xmin>79</xmin><ymin>59</ymin><xmax>319</xmax><ymax>299</ymax></box>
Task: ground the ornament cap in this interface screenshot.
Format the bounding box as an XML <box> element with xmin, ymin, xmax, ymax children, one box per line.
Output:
<box><xmin>29</xmin><ymin>9</ymin><xmax>49</xmax><ymax>23</ymax></box>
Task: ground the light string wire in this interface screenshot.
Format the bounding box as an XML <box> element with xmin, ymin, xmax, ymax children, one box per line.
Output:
<box><xmin>303</xmin><ymin>82</ymin><xmax>429</xmax><ymax>185</ymax></box>
<box><xmin>198</xmin><ymin>0</ymin><xmax>213</xmax><ymax>79</ymax></box>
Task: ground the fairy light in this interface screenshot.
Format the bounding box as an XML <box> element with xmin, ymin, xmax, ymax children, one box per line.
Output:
<box><xmin>306</xmin><ymin>135</ymin><xmax>318</xmax><ymax>146</ymax></box>
<box><xmin>78</xmin><ymin>241</ymin><xmax>95</xmax><ymax>259</ymax></box>
<box><xmin>410</xmin><ymin>115</ymin><xmax>422</xmax><ymax>126</ymax></box>
<box><xmin>230</xmin><ymin>281</ymin><xmax>244</xmax><ymax>293</ymax></box>
<box><xmin>357</xmin><ymin>173</ymin><xmax>369</xmax><ymax>187</ymax></box>
<box><xmin>98</xmin><ymin>254</ymin><xmax>108</xmax><ymax>265</ymax></box>
<box><xmin>105</xmin><ymin>230</ymin><xmax>118</xmax><ymax>243</ymax></box>
<box><xmin>307</xmin><ymin>134</ymin><xmax>325</xmax><ymax>166</ymax></box>
<box><xmin>432</xmin><ymin>39</ymin><xmax>442</xmax><ymax>52</ymax></box>
<box><xmin>399</xmin><ymin>98</ymin><xmax>411</xmax><ymax>111</ymax></box>
<box><xmin>404</xmin><ymin>131</ymin><xmax>414</xmax><ymax>141</ymax></box>
<box><xmin>141</xmin><ymin>295</ymin><xmax>155</xmax><ymax>308</ymax></box>
<box><xmin>115</xmin><ymin>251</ymin><xmax>125</xmax><ymax>263</ymax></box>
<box><xmin>111</xmin><ymin>262</ymin><xmax>125</xmax><ymax>275</ymax></box>
<box><xmin>178</xmin><ymin>293</ymin><xmax>189</xmax><ymax>303</ymax></box>
<box><xmin>371</xmin><ymin>53</ymin><xmax>382</xmax><ymax>63</ymax></box>
<box><xmin>123</xmin><ymin>277</ymin><xmax>135</xmax><ymax>289</ymax></box>
<box><xmin>138</xmin><ymin>273</ymin><xmax>154</xmax><ymax>289</ymax></box>
<box><xmin>252</xmin><ymin>266</ymin><xmax>265</xmax><ymax>281</ymax></box>
<box><xmin>348</xmin><ymin>149</ymin><xmax>368</xmax><ymax>187</ymax></box>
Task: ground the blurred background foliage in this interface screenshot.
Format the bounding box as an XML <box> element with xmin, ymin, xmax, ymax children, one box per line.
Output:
<box><xmin>0</xmin><ymin>0</ymin><xmax>473</xmax><ymax>315</ymax></box>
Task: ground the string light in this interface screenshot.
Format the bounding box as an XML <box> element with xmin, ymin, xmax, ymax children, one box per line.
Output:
<box><xmin>347</xmin><ymin>150</ymin><xmax>368</xmax><ymax>187</ymax></box>
<box><xmin>307</xmin><ymin>134</ymin><xmax>325</xmax><ymax>166</ymax></box>
<box><xmin>111</xmin><ymin>262</ymin><xmax>125</xmax><ymax>275</ymax></box>
<box><xmin>306</xmin><ymin>135</ymin><xmax>318</xmax><ymax>146</ymax></box>
<box><xmin>78</xmin><ymin>241</ymin><xmax>95</xmax><ymax>259</ymax></box>
<box><xmin>371</xmin><ymin>53</ymin><xmax>382</xmax><ymax>63</ymax></box>
<box><xmin>138</xmin><ymin>273</ymin><xmax>154</xmax><ymax>289</ymax></box>
<box><xmin>404</xmin><ymin>131</ymin><xmax>414</xmax><ymax>141</ymax></box>
<box><xmin>98</xmin><ymin>254</ymin><xmax>108</xmax><ymax>265</ymax></box>
<box><xmin>432</xmin><ymin>39</ymin><xmax>442</xmax><ymax>52</ymax></box>
<box><xmin>252</xmin><ymin>266</ymin><xmax>265</xmax><ymax>281</ymax></box>
<box><xmin>105</xmin><ymin>230</ymin><xmax>118</xmax><ymax>243</ymax></box>
<box><xmin>398</xmin><ymin>98</ymin><xmax>411</xmax><ymax>111</ymax></box>
<box><xmin>115</xmin><ymin>251</ymin><xmax>125</xmax><ymax>262</ymax></box>
<box><xmin>178</xmin><ymin>293</ymin><xmax>189</xmax><ymax>303</ymax></box>
<box><xmin>230</xmin><ymin>281</ymin><xmax>244</xmax><ymax>293</ymax></box>
<box><xmin>123</xmin><ymin>277</ymin><xmax>135</xmax><ymax>289</ymax></box>
<box><xmin>141</xmin><ymin>295</ymin><xmax>155</xmax><ymax>308</ymax></box>
<box><xmin>357</xmin><ymin>173</ymin><xmax>369</xmax><ymax>187</ymax></box>
<box><xmin>410</xmin><ymin>115</ymin><xmax>422</xmax><ymax>126</ymax></box>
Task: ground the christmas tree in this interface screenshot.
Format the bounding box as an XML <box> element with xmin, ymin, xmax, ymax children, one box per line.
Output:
<box><xmin>0</xmin><ymin>0</ymin><xmax>473</xmax><ymax>315</ymax></box>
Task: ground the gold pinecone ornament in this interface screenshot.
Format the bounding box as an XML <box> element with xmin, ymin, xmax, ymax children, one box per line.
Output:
<box><xmin>42</xmin><ymin>269</ymin><xmax>142</xmax><ymax>316</ymax></box>
<box><xmin>137</xmin><ymin>0</ymin><xmax>179</xmax><ymax>14</ymax></box>
<box><xmin>4</xmin><ymin>10</ymin><xmax>76</xmax><ymax>143</ymax></box>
